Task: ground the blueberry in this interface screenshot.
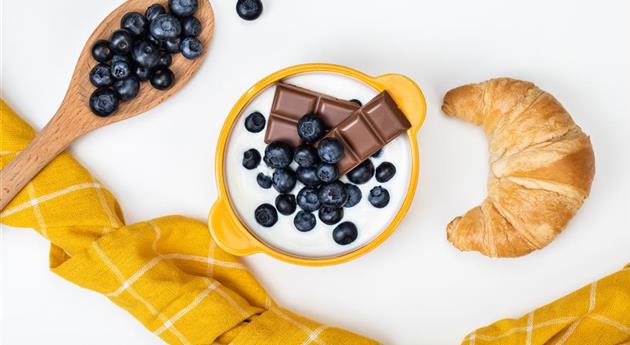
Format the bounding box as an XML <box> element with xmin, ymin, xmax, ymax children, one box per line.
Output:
<box><xmin>113</xmin><ymin>76</ymin><xmax>140</xmax><ymax>101</ymax></box>
<box><xmin>264</xmin><ymin>142</ymin><xmax>293</xmax><ymax>168</ymax></box>
<box><xmin>164</xmin><ymin>38</ymin><xmax>181</xmax><ymax>54</ymax></box>
<box><xmin>150</xmin><ymin>14</ymin><xmax>182</xmax><ymax>40</ymax></box>
<box><xmin>272</xmin><ymin>168</ymin><xmax>297</xmax><ymax>193</ymax></box>
<box><xmin>180</xmin><ymin>37</ymin><xmax>203</xmax><ymax>59</ymax></box>
<box><xmin>318</xmin><ymin>181</ymin><xmax>348</xmax><ymax>208</ymax></box>
<box><xmin>254</xmin><ymin>204</ymin><xmax>277</xmax><ymax>227</ymax></box>
<box><xmin>318</xmin><ymin>206</ymin><xmax>344</xmax><ymax>225</ymax></box>
<box><xmin>145</xmin><ymin>4</ymin><xmax>166</xmax><ymax>22</ymax></box>
<box><xmin>344</xmin><ymin>184</ymin><xmax>362</xmax><ymax>208</ymax></box>
<box><xmin>134</xmin><ymin>65</ymin><xmax>152</xmax><ymax>81</ymax></box>
<box><xmin>145</xmin><ymin>33</ymin><xmax>161</xmax><ymax>48</ymax></box>
<box><xmin>169</xmin><ymin>0</ymin><xmax>198</xmax><ymax>17</ymax></box>
<box><xmin>296</xmin><ymin>167</ymin><xmax>320</xmax><ymax>187</ymax></box>
<box><xmin>156</xmin><ymin>50</ymin><xmax>172</xmax><ymax>68</ymax></box>
<box><xmin>244</xmin><ymin>111</ymin><xmax>265</xmax><ymax>133</ymax></box>
<box><xmin>371</xmin><ymin>148</ymin><xmax>383</xmax><ymax>158</ymax></box>
<box><xmin>112</xmin><ymin>54</ymin><xmax>133</xmax><ymax>65</ymax></box>
<box><xmin>294</xmin><ymin>145</ymin><xmax>319</xmax><ymax>168</ymax></box>
<box><xmin>297</xmin><ymin>114</ymin><xmax>325</xmax><ymax>143</ymax></box>
<box><xmin>316</xmin><ymin>163</ymin><xmax>337</xmax><ymax>183</ymax></box>
<box><xmin>256</xmin><ymin>173</ymin><xmax>272</xmax><ymax>189</ymax></box>
<box><xmin>375</xmin><ymin>162</ymin><xmax>396</xmax><ymax>183</ymax></box>
<box><xmin>109</xmin><ymin>29</ymin><xmax>134</xmax><ymax>55</ymax></box>
<box><xmin>91</xmin><ymin>40</ymin><xmax>112</xmax><ymax>62</ymax></box>
<box><xmin>182</xmin><ymin>16</ymin><xmax>202</xmax><ymax>37</ymax></box>
<box><xmin>121</xmin><ymin>12</ymin><xmax>148</xmax><ymax>36</ymax></box>
<box><xmin>368</xmin><ymin>186</ymin><xmax>390</xmax><ymax>208</ymax></box>
<box><xmin>318</xmin><ymin>138</ymin><xmax>344</xmax><ymax>164</ymax></box>
<box><xmin>242</xmin><ymin>148</ymin><xmax>261</xmax><ymax>169</ymax></box>
<box><xmin>275</xmin><ymin>194</ymin><xmax>296</xmax><ymax>215</ymax></box>
<box><xmin>297</xmin><ymin>187</ymin><xmax>321</xmax><ymax>212</ymax></box>
<box><xmin>111</xmin><ymin>60</ymin><xmax>132</xmax><ymax>80</ymax></box>
<box><xmin>294</xmin><ymin>211</ymin><xmax>316</xmax><ymax>232</ymax></box>
<box><xmin>89</xmin><ymin>88</ymin><xmax>119</xmax><ymax>117</ymax></box>
<box><xmin>150</xmin><ymin>67</ymin><xmax>175</xmax><ymax>90</ymax></box>
<box><xmin>236</xmin><ymin>0</ymin><xmax>263</xmax><ymax>21</ymax></box>
<box><xmin>131</xmin><ymin>40</ymin><xmax>160</xmax><ymax>68</ymax></box>
<box><xmin>346</xmin><ymin>159</ymin><xmax>374</xmax><ymax>184</ymax></box>
<box><xmin>333</xmin><ymin>222</ymin><xmax>358</xmax><ymax>245</ymax></box>
<box><xmin>89</xmin><ymin>63</ymin><xmax>113</xmax><ymax>87</ymax></box>
<box><xmin>350</xmin><ymin>99</ymin><xmax>362</xmax><ymax>106</ymax></box>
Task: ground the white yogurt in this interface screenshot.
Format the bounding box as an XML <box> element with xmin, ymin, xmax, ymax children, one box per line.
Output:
<box><xmin>224</xmin><ymin>72</ymin><xmax>412</xmax><ymax>258</ymax></box>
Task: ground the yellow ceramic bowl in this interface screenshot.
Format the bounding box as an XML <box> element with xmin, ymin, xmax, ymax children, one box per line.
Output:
<box><xmin>209</xmin><ymin>63</ymin><xmax>426</xmax><ymax>266</ymax></box>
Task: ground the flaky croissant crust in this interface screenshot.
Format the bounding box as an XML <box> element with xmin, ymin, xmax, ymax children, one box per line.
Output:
<box><xmin>442</xmin><ymin>78</ymin><xmax>595</xmax><ymax>257</ymax></box>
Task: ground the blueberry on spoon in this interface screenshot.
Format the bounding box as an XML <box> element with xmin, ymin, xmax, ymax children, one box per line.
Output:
<box><xmin>182</xmin><ymin>16</ymin><xmax>202</xmax><ymax>37</ymax></box>
<box><xmin>109</xmin><ymin>29</ymin><xmax>134</xmax><ymax>55</ymax></box>
<box><xmin>89</xmin><ymin>64</ymin><xmax>114</xmax><ymax>87</ymax></box>
<box><xmin>132</xmin><ymin>40</ymin><xmax>160</xmax><ymax>68</ymax></box>
<box><xmin>121</xmin><ymin>12</ymin><xmax>148</xmax><ymax>36</ymax></box>
<box><xmin>145</xmin><ymin>4</ymin><xmax>166</xmax><ymax>22</ymax></box>
<box><xmin>169</xmin><ymin>0</ymin><xmax>198</xmax><ymax>17</ymax></box>
<box><xmin>150</xmin><ymin>14</ymin><xmax>182</xmax><ymax>40</ymax></box>
<box><xmin>89</xmin><ymin>88</ymin><xmax>119</xmax><ymax>117</ymax></box>
<box><xmin>150</xmin><ymin>67</ymin><xmax>175</xmax><ymax>90</ymax></box>
<box><xmin>113</xmin><ymin>76</ymin><xmax>140</xmax><ymax>101</ymax></box>
<box><xmin>91</xmin><ymin>40</ymin><xmax>112</xmax><ymax>62</ymax></box>
<box><xmin>180</xmin><ymin>37</ymin><xmax>203</xmax><ymax>59</ymax></box>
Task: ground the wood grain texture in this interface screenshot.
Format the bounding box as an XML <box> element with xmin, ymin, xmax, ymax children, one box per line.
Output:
<box><xmin>0</xmin><ymin>0</ymin><xmax>214</xmax><ymax>210</ymax></box>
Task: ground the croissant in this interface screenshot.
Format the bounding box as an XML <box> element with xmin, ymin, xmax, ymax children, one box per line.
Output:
<box><xmin>442</xmin><ymin>78</ymin><xmax>595</xmax><ymax>258</ymax></box>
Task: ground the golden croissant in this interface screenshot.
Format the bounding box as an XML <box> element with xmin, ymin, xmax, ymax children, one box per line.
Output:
<box><xmin>442</xmin><ymin>78</ymin><xmax>595</xmax><ymax>258</ymax></box>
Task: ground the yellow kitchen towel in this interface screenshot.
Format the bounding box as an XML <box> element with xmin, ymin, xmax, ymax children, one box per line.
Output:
<box><xmin>461</xmin><ymin>264</ymin><xmax>630</xmax><ymax>345</ymax></box>
<box><xmin>0</xmin><ymin>99</ymin><xmax>377</xmax><ymax>345</ymax></box>
<box><xmin>2</xmin><ymin>98</ymin><xmax>629</xmax><ymax>345</ymax></box>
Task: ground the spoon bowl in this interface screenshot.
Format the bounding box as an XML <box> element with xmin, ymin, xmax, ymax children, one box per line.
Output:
<box><xmin>0</xmin><ymin>0</ymin><xmax>214</xmax><ymax>210</ymax></box>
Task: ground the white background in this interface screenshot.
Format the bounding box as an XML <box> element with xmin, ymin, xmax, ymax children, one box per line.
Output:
<box><xmin>1</xmin><ymin>0</ymin><xmax>629</xmax><ymax>344</ymax></box>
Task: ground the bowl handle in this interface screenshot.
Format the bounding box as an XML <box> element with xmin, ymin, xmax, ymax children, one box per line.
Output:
<box><xmin>209</xmin><ymin>198</ymin><xmax>260</xmax><ymax>256</ymax></box>
<box><xmin>374</xmin><ymin>74</ymin><xmax>427</xmax><ymax>132</ymax></box>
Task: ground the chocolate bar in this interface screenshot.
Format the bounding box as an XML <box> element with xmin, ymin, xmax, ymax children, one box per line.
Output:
<box><xmin>264</xmin><ymin>82</ymin><xmax>360</xmax><ymax>146</ymax></box>
<box><xmin>322</xmin><ymin>92</ymin><xmax>411</xmax><ymax>175</ymax></box>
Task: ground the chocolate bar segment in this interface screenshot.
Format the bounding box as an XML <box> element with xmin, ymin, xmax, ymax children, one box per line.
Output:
<box><xmin>264</xmin><ymin>82</ymin><xmax>360</xmax><ymax>146</ymax></box>
<box><xmin>323</xmin><ymin>92</ymin><xmax>411</xmax><ymax>175</ymax></box>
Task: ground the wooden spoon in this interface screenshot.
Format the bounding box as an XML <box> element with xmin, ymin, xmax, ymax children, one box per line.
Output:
<box><xmin>0</xmin><ymin>0</ymin><xmax>214</xmax><ymax>210</ymax></box>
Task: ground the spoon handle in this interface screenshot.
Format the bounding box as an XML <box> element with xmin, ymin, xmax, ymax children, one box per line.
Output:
<box><xmin>0</xmin><ymin>114</ymin><xmax>78</xmax><ymax>211</ymax></box>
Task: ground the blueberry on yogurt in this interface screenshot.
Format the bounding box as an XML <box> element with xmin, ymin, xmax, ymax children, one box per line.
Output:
<box><xmin>375</xmin><ymin>162</ymin><xmax>396</xmax><ymax>183</ymax></box>
<box><xmin>256</xmin><ymin>173</ymin><xmax>272</xmax><ymax>189</ymax></box>
<box><xmin>297</xmin><ymin>187</ymin><xmax>321</xmax><ymax>212</ymax></box>
<box><xmin>318</xmin><ymin>138</ymin><xmax>344</xmax><ymax>164</ymax></box>
<box><xmin>333</xmin><ymin>222</ymin><xmax>358</xmax><ymax>245</ymax></box>
<box><xmin>294</xmin><ymin>145</ymin><xmax>319</xmax><ymax>168</ymax></box>
<box><xmin>318</xmin><ymin>181</ymin><xmax>348</xmax><ymax>208</ymax></box>
<box><xmin>242</xmin><ymin>148</ymin><xmax>261</xmax><ymax>169</ymax></box>
<box><xmin>296</xmin><ymin>167</ymin><xmax>321</xmax><ymax>187</ymax></box>
<box><xmin>316</xmin><ymin>163</ymin><xmax>337</xmax><ymax>183</ymax></box>
<box><xmin>245</xmin><ymin>111</ymin><xmax>266</xmax><ymax>133</ymax></box>
<box><xmin>255</xmin><ymin>203</ymin><xmax>277</xmax><ymax>227</ymax></box>
<box><xmin>294</xmin><ymin>211</ymin><xmax>316</xmax><ymax>232</ymax></box>
<box><xmin>272</xmin><ymin>168</ymin><xmax>297</xmax><ymax>193</ymax></box>
<box><xmin>275</xmin><ymin>194</ymin><xmax>296</xmax><ymax>215</ymax></box>
<box><xmin>264</xmin><ymin>142</ymin><xmax>293</xmax><ymax>168</ymax></box>
<box><xmin>346</xmin><ymin>159</ymin><xmax>374</xmax><ymax>184</ymax></box>
<box><xmin>318</xmin><ymin>206</ymin><xmax>344</xmax><ymax>225</ymax></box>
<box><xmin>368</xmin><ymin>186</ymin><xmax>390</xmax><ymax>208</ymax></box>
<box><xmin>343</xmin><ymin>184</ymin><xmax>362</xmax><ymax>208</ymax></box>
<box><xmin>297</xmin><ymin>114</ymin><xmax>325</xmax><ymax>143</ymax></box>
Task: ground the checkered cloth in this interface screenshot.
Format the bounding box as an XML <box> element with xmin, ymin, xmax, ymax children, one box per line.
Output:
<box><xmin>0</xmin><ymin>99</ymin><xmax>378</xmax><ymax>345</ymax></box>
<box><xmin>1</xmin><ymin>99</ymin><xmax>628</xmax><ymax>344</ymax></box>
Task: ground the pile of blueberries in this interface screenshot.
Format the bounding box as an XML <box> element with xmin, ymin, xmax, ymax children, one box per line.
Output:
<box><xmin>89</xmin><ymin>0</ymin><xmax>203</xmax><ymax>117</ymax></box>
<box><xmin>241</xmin><ymin>109</ymin><xmax>397</xmax><ymax>246</ymax></box>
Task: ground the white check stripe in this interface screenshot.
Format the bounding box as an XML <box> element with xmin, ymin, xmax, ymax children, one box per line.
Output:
<box><xmin>206</xmin><ymin>240</ymin><xmax>216</xmax><ymax>278</ymax></box>
<box><xmin>93</xmin><ymin>182</ymin><xmax>120</xmax><ymax>227</ymax></box>
<box><xmin>270</xmin><ymin>307</ymin><xmax>327</xmax><ymax>345</ymax></box>
<box><xmin>589</xmin><ymin>314</ymin><xmax>630</xmax><ymax>334</ymax></box>
<box><xmin>301</xmin><ymin>325</ymin><xmax>329</xmax><ymax>345</ymax></box>
<box><xmin>214</xmin><ymin>285</ymin><xmax>250</xmax><ymax>318</ymax></box>
<box><xmin>106</xmin><ymin>257</ymin><xmax>162</xmax><ymax>297</ymax></box>
<box><xmin>153</xmin><ymin>280</ymin><xmax>219</xmax><ymax>336</ymax></box>
<box><xmin>0</xmin><ymin>150</ymin><xmax>16</xmax><ymax>156</ymax></box>
<box><xmin>556</xmin><ymin>282</ymin><xmax>597</xmax><ymax>345</ymax></box>
<box><xmin>161</xmin><ymin>253</ymin><xmax>247</xmax><ymax>270</ymax></box>
<box><xmin>525</xmin><ymin>311</ymin><xmax>534</xmax><ymax>345</ymax></box>
<box><xmin>27</xmin><ymin>184</ymin><xmax>47</xmax><ymax>238</ymax></box>
<box><xmin>0</xmin><ymin>182</ymin><xmax>104</xmax><ymax>217</ymax></box>
<box><xmin>91</xmin><ymin>242</ymin><xmax>191</xmax><ymax>345</ymax></box>
<box><xmin>473</xmin><ymin>317</ymin><xmax>578</xmax><ymax>341</ymax></box>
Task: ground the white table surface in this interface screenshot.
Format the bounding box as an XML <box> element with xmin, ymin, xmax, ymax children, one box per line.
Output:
<box><xmin>2</xmin><ymin>0</ymin><xmax>629</xmax><ymax>344</ymax></box>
